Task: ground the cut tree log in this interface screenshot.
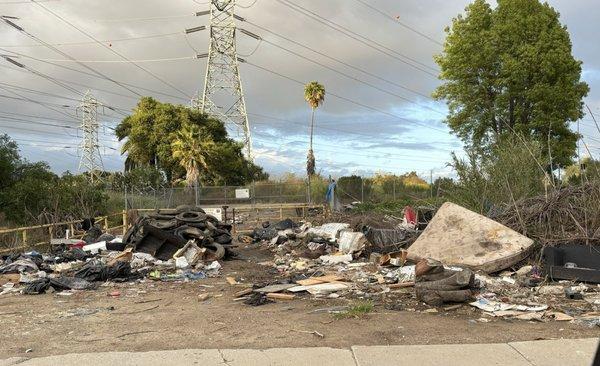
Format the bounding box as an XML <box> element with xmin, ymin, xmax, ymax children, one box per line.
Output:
<box><xmin>416</xmin><ymin>289</ymin><xmax>473</xmax><ymax>306</ymax></box>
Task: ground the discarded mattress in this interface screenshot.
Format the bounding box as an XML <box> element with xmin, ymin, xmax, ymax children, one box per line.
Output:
<box><xmin>407</xmin><ymin>202</ymin><xmax>534</xmax><ymax>273</ymax></box>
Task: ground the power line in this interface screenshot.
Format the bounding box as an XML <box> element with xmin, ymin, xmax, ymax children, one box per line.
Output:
<box><xmin>0</xmin><ymin>82</ymin><xmax>131</xmax><ymax>116</ymax></box>
<box><xmin>0</xmin><ymin>0</ymin><xmax>57</xmax><ymax>3</ymax></box>
<box><xmin>0</xmin><ymin>85</ymin><xmax>78</xmax><ymax>120</ymax></box>
<box><xmin>242</xmin><ymin>60</ymin><xmax>449</xmax><ymax>134</ymax></box>
<box><xmin>0</xmin><ymin>113</ymin><xmax>115</xmax><ymax>136</ymax></box>
<box><xmin>30</xmin><ymin>55</ymin><xmax>197</xmax><ymax>63</ymax></box>
<box><xmin>30</xmin><ymin>0</ymin><xmax>191</xmax><ymax>98</ymax></box>
<box><xmin>244</xmin><ymin>19</ymin><xmax>434</xmax><ymax>101</ymax></box>
<box><xmin>0</xmin><ymin>17</ymin><xmax>143</xmax><ymax>97</ymax></box>
<box><xmin>94</xmin><ymin>14</ymin><xmax>194</xmax><ymax>23</ymax></box>
<box><xmin>252</xmin><ymin>34</ymin><xmax>445</xmax><ymax>116</ymax></box>
<box><xmin>0</xmin><ymin>93</ymin><xmax>74</xmax><ymax>109</ymax></box>
<box><xmin>275</xmin><ymin>0</ymin><xmax>439</xmax><ymax>77</ymax></box>
<box><xmin>0</xmin><ymin>30</ymin><xmax>182</xmax><ymax>48</ymax></box>
<box><xmin>0</xmin><ymin>61</ymin><xmax>185</xmax><ymax>102</ymax></box>
<box><xmin>354</xmin><ymin>0</ymin><xmax>443</xmax><ymax>46</ymax></box>
<box><xmin>0</xmin><ymin>122</ymin><xmax>118</xmax><ymax>142</ymax></box>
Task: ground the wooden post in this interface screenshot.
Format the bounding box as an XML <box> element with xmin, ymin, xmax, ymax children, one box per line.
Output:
<box><xmin>122</xmin><ymin>210</ymin><xmax>128</xmax><ymax>236</ymax></box>
<box><xmin>232</xmin><ymin>208</ymin><xmax>237</xmax><ymax>234</ymax></box>
<box><xmin>22</xmin><ymin>229</ymin><xmax>27</xmax><ymax>245</ymax></box>
<box><xmin>69</xmin><ymin>223</ymin><xmax>74</xmax><ymax>238</ymax></box>
<box><xmin>48</xmin><ymin>226</ymin><xmax>54</xmax><ymax>242</ymax></box>
<box><xmin>103</xmin><ymin>217</ymin><xmax>109</xmax><ymax>230</ymax></box>
<box><xmin>279</xmin><ymin>206</ymin><xmax>283</xmax><ymax>219</ymax></box>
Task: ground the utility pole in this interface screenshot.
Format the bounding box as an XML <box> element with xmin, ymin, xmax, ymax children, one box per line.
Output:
<box><xmin>197</xmin><ymin>0</ymin><xmax>253</xmax><ymax>159</ymax></box>
<box><xmin>78</xmin><ymin>90</ymin><xmax>104</xmax><ymax>183</ymax></box>
<box><xmin>430</xmin><ymin>169</ymin><xmax>433</xmax><ymax>198</ymax></box>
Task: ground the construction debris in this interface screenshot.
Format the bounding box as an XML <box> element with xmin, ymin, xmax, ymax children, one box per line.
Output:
<box><xmin>2</xmin><ymin>199</ymin><xmax>600</xmax><ymax>329</ymax></box>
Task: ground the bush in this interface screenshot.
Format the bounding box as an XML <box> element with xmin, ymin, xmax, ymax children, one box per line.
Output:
<box><xmin>445</xmin><ymin>137</ymin><xmax>547</xmax><ymax>213</ymax></box>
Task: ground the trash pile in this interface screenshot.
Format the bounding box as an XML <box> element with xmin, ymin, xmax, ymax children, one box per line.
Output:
<box><xmin>241</xmin><ymin>202</ymin><xmax>600</xmax><ymax>326</ymax></box>
<box><xmin>0</xmin><ymin>205</ymin><xmax>231</xmax><ymax>296</ymax></box>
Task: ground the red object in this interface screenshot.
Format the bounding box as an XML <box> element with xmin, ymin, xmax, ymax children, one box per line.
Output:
<box><xmin>108</xmin><ymin>291</ymin><xmax>121</xmax><ymax>297</ymax></box>
<box><xmin>68</xmin><ymin>241</ymin><xmax>85</xmax><ymax>249</ymax></box>
<box><xmin>404</xmin><ymin>206</ymin><xmax>417</xmax><ymax>226</ymax></box>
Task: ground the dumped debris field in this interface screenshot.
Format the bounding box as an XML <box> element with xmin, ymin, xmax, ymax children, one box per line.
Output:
<box><xmin>1</xmin><ymin>244</ymin><xmax>598</xmax><ymax>359</ymax></box>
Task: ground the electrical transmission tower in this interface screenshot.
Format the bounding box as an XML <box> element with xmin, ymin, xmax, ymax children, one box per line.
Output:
<box><xmin>200</xmin><ymin>0</ymin><xmax>253</xmax><ymax>159</ymax></box>
<box><xmin>78</xmin><ymin>91</ymin><xmax>104</xmax><ymax>182</ymax></box>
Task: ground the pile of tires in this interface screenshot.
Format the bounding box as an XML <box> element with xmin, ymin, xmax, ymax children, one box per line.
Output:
<box><xmin>124</xmin><ymin>205</ymin><xmax>233</xmax><ymax>260</ymax></box>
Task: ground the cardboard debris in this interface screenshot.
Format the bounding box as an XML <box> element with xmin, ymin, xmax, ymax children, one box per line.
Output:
<box><xmin>408</xmin><ymin>202</ymin><xmax>535</xmax><ymax>273</ymax></box>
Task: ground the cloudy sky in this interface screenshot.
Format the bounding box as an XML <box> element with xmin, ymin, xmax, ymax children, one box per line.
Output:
<box><xmin>0</xmin><ymin>0</ymin><xmax>599</xmax><ymax>181</ymax></box>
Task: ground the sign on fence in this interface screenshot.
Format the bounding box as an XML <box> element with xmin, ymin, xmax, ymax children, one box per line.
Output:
<box><xmin>235</xmin><ymin>189</ymin><xmax>250</xmax><ymax>199</ymax></box>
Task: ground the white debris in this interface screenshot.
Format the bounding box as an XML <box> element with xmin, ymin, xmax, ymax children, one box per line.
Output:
<box><xmin>320</xmin><ymin>254</ymin><xmax>353</xmax><ymax>265</ymax></box>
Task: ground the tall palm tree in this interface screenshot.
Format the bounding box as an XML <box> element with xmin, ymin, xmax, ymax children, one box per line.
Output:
<box><xmin>171</xmin><ymin>124</ymin><xmax>215</xmax><ymax>188</ymax></box>
<box><xmin>304</xmin><ymin>81</ymin><xmax>325</xmax><ymax>203</ymax></box>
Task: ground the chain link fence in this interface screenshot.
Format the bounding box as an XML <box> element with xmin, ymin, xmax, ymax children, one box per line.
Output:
<box><xmin>116</xmin><ymin>182</ymin><xmax>309</xmax><ymax>210</ymax></box>
<box><xmin>112</xmin><ymin>176</ymin><xmax>435</xmax><ymax>211</ymax></box>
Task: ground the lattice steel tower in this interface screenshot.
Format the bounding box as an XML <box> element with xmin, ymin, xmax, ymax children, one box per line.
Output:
<box><xmin>78</xmin><ymin>91</ymin><xmax>104</xmax><ymax>182</ymax></box>
<box><xmin>200</xmin><ymin>0</ymin><xmax>252</xmax><ymax>159</ymax></box>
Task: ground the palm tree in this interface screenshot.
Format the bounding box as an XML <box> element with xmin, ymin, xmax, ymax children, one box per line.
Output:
<box><xmin>304</xmin><ymin>81</ymin><xmax>326</xmax><ymax>203</ymax></box>
<box><xmin>171</xmin><ymin>124</ymin><xmax>215</xmax><ymax>188</ymax></box>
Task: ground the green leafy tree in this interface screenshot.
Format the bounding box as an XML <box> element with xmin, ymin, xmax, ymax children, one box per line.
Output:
<box><xmin>115</xmin><ymin>97</ymin><xmax>267</xmax><ymax>185</ymax></box>
<box><xmin>434</xmin><ymin>0</ymin><xmax>589</xmax><ymax>167</ymax></box>
<box><xmin>0</xmin><ymin>134</ymin><xmax>20</xmax><ymax>191</ymax></box>
<box><xmin>304</xmin><ymin>81</ymin><xmax>326</xmax><ymax>201</ymax></box>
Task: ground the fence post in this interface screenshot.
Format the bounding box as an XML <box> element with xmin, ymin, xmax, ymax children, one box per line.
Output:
<box><xmin>279</xmin><ymin>184</ymin><xmax>283</xmax><ymax>204</ymax></box>
<box><xmin>48</xmin><ymin>226</ymin><xmax>54</xmax><ymax>242</ymax></box>
<box><xmin>361</xmin><ymin>177</ymin><xmax>364</xmax><ymax>203</ymax></box>
<box><xmin>122</xmin><ymin>210</ymin><xmax>128</xmax><ymax>235</ymax></box>
<box><xmin>393</xmin><ymin>178</ymin><xmax>396</xmax><ymax>200</ymax></box>
<box><xmin>103</xmin><ymin>217</ymin><xmax>109</xmax><ymax>230</ymax></box>
<box><xmin>195</xmin><ymin>183</ymin><xmax>199</xmax><ymax>206</ymax></box>
<box><xmin>22</xmin><ymin>229</ymin><xmax>27</xmax><ymax>245</ymax></box>
<box><xmin>224</xmin><ymin>187</ymin><xmax>228</xmax><ymax>205</ymax></box>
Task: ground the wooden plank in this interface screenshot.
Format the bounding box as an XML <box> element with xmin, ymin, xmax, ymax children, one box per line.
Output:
<box><xmin>266</xmin><ymin>293</ymin><xmax>295</xmax><ymax>300</ymax></box>
<box><xmin>296</xmin><ymin>275</ymin><xmax>343</xmax><ymax>286</ymax></box>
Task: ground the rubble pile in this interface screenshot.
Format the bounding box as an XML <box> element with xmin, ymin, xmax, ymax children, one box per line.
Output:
<box><xmin>0</xmin><ymin>205</ymin><xmax>232</xmax><ymax>296</ymax></box>
<box><xmin>238</xmin><ymin>203</ymin><xmax>600</xmax><ymax>327</ymax></box>
<box><xmin>2</xmin><ymin>199</ymin><xmax>600</xmax><ymax>328</ymax></box>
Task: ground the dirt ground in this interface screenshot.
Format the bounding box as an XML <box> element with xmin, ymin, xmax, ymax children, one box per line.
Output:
<box><xmin>1</xmin><ymin>245</ymin><xmax>598</xmax><ymax>359</ymax></box>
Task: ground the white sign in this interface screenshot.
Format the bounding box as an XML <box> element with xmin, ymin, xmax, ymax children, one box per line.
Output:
<box><xmin>235</xmin><ymin>189</ymin><xmax>250</xmax><ymax>199</ymax></box>
<box><xmin>203</xmin><ymin>207</ymin><xmax>223</xmax><ymax>221</ymax></box>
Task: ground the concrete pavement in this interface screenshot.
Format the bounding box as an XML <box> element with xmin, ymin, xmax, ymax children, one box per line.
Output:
<box><xmin>1</xmin><ymin>338</ymin><xmax>598</xmax><ymax>366</ymax></box>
